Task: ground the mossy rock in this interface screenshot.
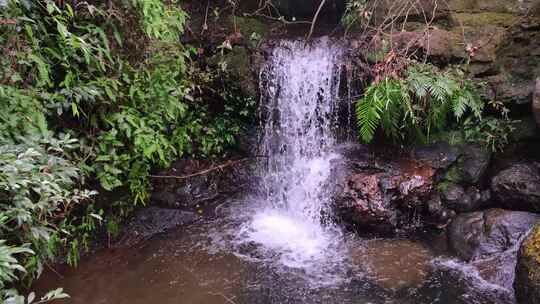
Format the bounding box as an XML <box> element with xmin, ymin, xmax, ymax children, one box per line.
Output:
<box><xmin>448</xmin><ymin>0</ymin><xmax>537</xmax><ymax>14</ymax></box>
<box><xmin>210</xmin><ymin>46</ymin><xmax>257</xmax><ymax>97</ymax></box>
<box><xmin>516</xmin><ymin>222</ymin><xmax>540</xmax><ymax>304</ymax></box>
<box><xmin>443</xmin><ymin>145</ymin><xmax>492</xmax><ymax>185</ymax></box>
<box><xmin>452</xmin><ymin>12</ymin><xmax>518</xmax><ymax>27</ymax></box>
<box><xmin>231</xmin><ymin>16</ymin><xmax>269</xmax><ymax>42</ymax></box>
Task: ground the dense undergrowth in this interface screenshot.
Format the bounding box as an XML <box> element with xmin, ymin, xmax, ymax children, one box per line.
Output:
<box><xmin>0</xmin><ymin>0</ymin><xmax>253</xmax><ymax>301</ymax></box>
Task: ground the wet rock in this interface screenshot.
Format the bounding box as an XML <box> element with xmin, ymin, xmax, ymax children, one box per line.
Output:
<box><xmin>472</xmin><ymin>251</ymin><xmax>518</xmax><ymax>290</ymax></box>
<box><xmin>448</xmin><ymin>209</ymin><xmax>540</xmax><ymax>261</ymax></box>
<box><xmin>350</xmin><ymin>239</ymin><xmax>435</xmax><ymax>292</ymax></box>
<box><xmin>491</xmin><ymin>163</ymin><xmax>540</xmax><ymax>212</ymax></box>
<box><xmin>413</xmin><ymin>142</ymin><xmax>459</xmax><ymax>170</ymax></box>
<box><xmin>440</xmin><ymin>183</ymin><xmax>489</xmax><ymax>212</ymax></box>
<box><xmin>152</xmin><ymin>175</ymin><xmax>218</xmax><ymax>209</ymax></box>
<box><xmin>534</xmin><ymin>78</ymin><xmax>540</xmax><ymax>126</ymax></box>
<box><xmin>426</xmin><ymin>193</ymin><xmax>456</xmax><ymax>225</ymax></box>
<box><xmin>335</xmin><ymin>156</ymin><xmax>435</xmax><ymax>232</ymax></box>
<box><xmin>441</xmin><ymin>183</ymin><xmax>468</xmax><ymax>209</ymax></box>
<box><xmin>116</xmin><ymin>207</ymin><xmax>199</xmax><ymax>247</ymax></box>
<box><xmin>151</xmin><ymin>158</ymin><xmax>252</xmax><ymax>209</ymax></box>
<box><xmin>483</xmin><ymin>74</ymin><xmax>536</xmax><ymax>105</ymax></box>
<box><xmin>515</xmin><ymin>223</ymin><xmax>540</xmax><ymax>304</ymax></box>
<box><xmin>412</xmin><ymin>259</ymin><xmax>515</xmax><ymax>304</ymax></box>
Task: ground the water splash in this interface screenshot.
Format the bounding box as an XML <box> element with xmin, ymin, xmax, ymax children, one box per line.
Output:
<box><xmin>235</xmin><ymin>37</ymin><xmax>347</xmax><ymax>279</ymax></box>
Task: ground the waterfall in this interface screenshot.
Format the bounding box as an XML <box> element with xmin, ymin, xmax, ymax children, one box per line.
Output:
<box><xmin>235</xmin><ymin>37</ymin><xmax>348</xmax><ymax>281</ymax></box>
<box><xmin>258</xmin><ymin>37</ymin><xmax>344</xmax><ymax>220</ymax></box>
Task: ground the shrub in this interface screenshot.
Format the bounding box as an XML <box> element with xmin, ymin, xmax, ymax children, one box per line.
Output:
<box><xmin>0</xmin><ymin>0</ymin><xmax>255</xmax><ymax>298</ymax></box>
<box><xmin>356</xmin><ymin>62</ymin><xmax>485</xmax><ymax>144</ymax></box>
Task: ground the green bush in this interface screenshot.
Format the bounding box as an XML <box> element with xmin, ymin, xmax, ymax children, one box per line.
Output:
<box><xmin>0</xmin><ymin>0</ymin><xmax>254</xmax><ymax>298</ymax></box>
<box><xmin>356</xmin><ymin>62</ymin><xmax>485</xmax><ymax>144</ymax></box>
<box><xmin>0</xmin><ymin>136</ymin><xmax>95</xmax><ymax>301</ymax></box>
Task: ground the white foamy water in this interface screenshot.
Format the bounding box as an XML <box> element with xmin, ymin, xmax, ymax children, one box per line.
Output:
<box><xmin>233</xmin><ymin>37</ymin><xmax>347</xmax><ymax>278</ymax></box>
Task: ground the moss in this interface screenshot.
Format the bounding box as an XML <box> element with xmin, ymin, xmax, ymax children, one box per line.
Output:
<box><xmin>231</xmin><ymin>16</ymin><xmax>269</xmax><ymax>41</ymax></box>
<box><xmin>216</xmin><ymin>46</ymin><xmax>257</xmax><ymax>96</ymax></box>
<box><xmin>436</xmin><ymin>181</ymin><xmax>451</xmax><ymax>193</ymax></box>
<box><xmin>443</xmin><ymin>162</ymin><xmax>466</xmax><ymax>184</ymax></box>
<box><xmin>452</xmin><ymin>12</ymin><xmax>518</xmax><ymax>28</ymax></box>
<box><xmin>523</xmin><ymin>225</ymin><xmax>540</xmax><ymax>281</ymax></box>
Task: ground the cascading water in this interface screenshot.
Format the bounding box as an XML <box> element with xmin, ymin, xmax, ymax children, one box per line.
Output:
<box><xmin>234</xmin><ymin>37</ymin><xmax>348</xmax><ymax>280</ymax></box>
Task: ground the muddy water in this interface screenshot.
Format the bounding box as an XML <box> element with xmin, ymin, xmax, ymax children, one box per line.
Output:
<box><xmin>33</xmin><ymin>199</ymin><xmax>515</xmax><ymax>304</ymax></box>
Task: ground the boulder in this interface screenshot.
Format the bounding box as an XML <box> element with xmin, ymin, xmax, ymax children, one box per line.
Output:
<box><xmin>444</xmin><ymin>145</ymin><xmax>492</xmax><ymax>185</ymax></box>
<box><xmin>413</xmin><ymin>142</ymin><xmax>460</xmax><ymax>170</ymax></box>
<box><xmin>515</xmin><ymin>223</ymin><xmax>540</xmax><ymax>304</ymax></box>
<box><xmin>414</xmin><ymin>259</ymin><xmax>514</xmax><ymax>304</ymax></box>
<box><xmin>115</xmin><ymin>207</ymin><xmax>199</xmax><ymax>247</ymax></box>
<box><xmin>335</xmin><ymin>156</ymin><xmax>435</xmax><ymax>232</ymax></box>
<box><xmin>439</xmin><ymin>183</ymin><xmax>490</xmax><ymax>212</ymax></box>
<box><xmin>151</xmin><ymin>158</ymin><xmax>252</xmax><ymax>209</ymax></box>
<box><xmin>491</xmin><ymin>163</ymin><xmax>540</xmax><ymax>212</ymax></box>
<box><xmin>448</xmin><ymin>209</ymin><xmax>540</xmax><ymax>261</ymax></box>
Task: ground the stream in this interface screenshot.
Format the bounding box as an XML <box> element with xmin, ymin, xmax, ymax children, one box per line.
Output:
<box><xmin>34</xmin><ymin>38</ymin><xmax>518</xmax><ymax>304</ymax></box>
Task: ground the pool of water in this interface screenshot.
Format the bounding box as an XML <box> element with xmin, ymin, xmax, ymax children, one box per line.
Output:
<box><xmin>33</xmin><ymin>198</ymin><xmax>515</xmax><ymax>304</ymax></box>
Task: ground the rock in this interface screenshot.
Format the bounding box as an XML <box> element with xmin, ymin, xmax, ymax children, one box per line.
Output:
<box><xmin>414</xmin><ymin>259</ymin><xmax>515</xmax><ymax>304</ymax></box>
<box><xmin>426</xmin><ymin>193</ymin><xmax>456</xmax><ymax>224</ymax></box>
<box><xmin>491</xmin><ymin>163</ymin><xmax>540</xmax><ymax>212</ymax></box>
<box><xmin>116</xmin><ymin>207</ymin><xmax>199</xmax><ymax>247</ymax></box>
<box><xmin>370</xmin><ymin>0</ymin><xmax>450</xmax><ymax>25</ymax></box>
<box><xmin>515</xmin><ymin>223</ymin><xmax>540</xmax><ymax>304</ymax></box>
<box><xmin>152</xmin><ymin>175</ymin><xmax>218</xmax><ymax>209</ymax></box>
<box><xmin>483</xmin><ymin>74</ymin><xmax>535</xmax><ymax>105</ymax></box>
<box><xmin>447</xmin><ymin>0</ymin><xmax>540</xmax><ymax>15</ymax></box>
<box><xmin>440</xmin><ymin>183</ymin><xmax>471</xmax><ymax>212</ymax></box>
<box><xmin>439</xmin><ymin>183</ymin><xmax>489</xmax><ymax>212</ymax></box>
<box><xmin>472</xmin><ymin>250</ymin><xmax>518</xmax><ymax>290</ymax></box>
<box><xmin>444</xmin><ymin>145</ymin><xmax>492</xmax><ymax>185</ymax></box>
<box><xmin>534</xmin><ymin>78</ymin><xmax>540</xmax><ymax>126</ymax></box>
<box><xmin>335</xmin><ymin>156</ymin><xmax>435</xmax><ymax>232</ymax></box>
<box><xmin>217</xmin><ymin>46</ymin><xmax>258</xmax><ymax>97</ymax></box>
<box><xmin>350</xmin><ymin>239</ymin><xmax>434</xmax><ymax>292</ymax></box>
<box><xmin>510</xmin><ymin>116</ymin><xmax>539</xmax><ymax>142</ymax></box>
<box><xmin>413</xmin><ymin>142</ymin><xmax>459</xmax><ymax>170</ymax></box>
<box><xmin>151</xmin><ymin>158</ymin><xmax>252</xmax><ymax>209</ymax></box>
<box><xmin>448</xmin><ymin>209</ymin><xmax>540</xmax><ymax>261</ymax></box>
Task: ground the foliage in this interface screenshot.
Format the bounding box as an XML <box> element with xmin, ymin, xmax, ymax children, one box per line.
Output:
<box><xmin>341</xmin><ymin>0</ymin><xmax>368</xmax><ymax>32</ymax></box>
<box><xmin>462</xmin><ymin>117</ymin><xmax>517</xmax><ymax>152</ymax></box>
<box><xmin>356</xmin><ymin>62</ymin><xmax>486</xmax><ymax>144</ymax></box>
<box><xmin>0</xmin><ymin>136</ymin><xmax>96</xmax><ymax>300</ymax></box>
<box><xmin>0</xmin><ymin>0</ymin><xmax>254</xmax><ymax>298</ymax></box>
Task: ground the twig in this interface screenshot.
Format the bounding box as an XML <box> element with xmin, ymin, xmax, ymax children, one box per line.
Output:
<box><xmin>306</xmin><ymin>0</ymin><xmax>327</xmax><ymax>41</ymax></box>
<box><xmin>201</xmin><ymin>0</ymin><xmax>210</xmax><ymax>35</ymax></box>
<box><xmin>149</xmin><ymin>158</ymin><xmax>253</xmax><ymax>180</ymax></box>
<box><xmin>45</xmin><ymin>262</ymin><xmax>64</xmax><ymax>279</ymax></box>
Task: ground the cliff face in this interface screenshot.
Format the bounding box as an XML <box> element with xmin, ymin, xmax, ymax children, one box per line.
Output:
<box><xmin>357</xmin><ymin>0</ymin><xmax>540</xmax><ymax>109</ymax></box>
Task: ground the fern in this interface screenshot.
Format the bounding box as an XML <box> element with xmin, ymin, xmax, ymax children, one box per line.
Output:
<box><xmin>356</xmin><ymin>62</ymin><xmax>487</xmax><ymax>144</ymax></box>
